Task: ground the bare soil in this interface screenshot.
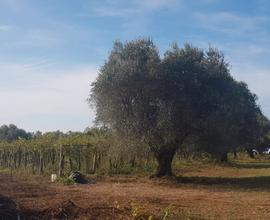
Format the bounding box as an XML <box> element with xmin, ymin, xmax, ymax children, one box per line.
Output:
<box><xmin>0</xmin><ymin>172</ymin><xmax>270</xmax><ymax>219</ymax></box>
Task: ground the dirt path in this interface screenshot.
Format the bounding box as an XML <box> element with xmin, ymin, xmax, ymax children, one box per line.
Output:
<box><xmin>0</xmin><ymin>173</ymin><xmax>270</xmax><ymax>219</ymax></box>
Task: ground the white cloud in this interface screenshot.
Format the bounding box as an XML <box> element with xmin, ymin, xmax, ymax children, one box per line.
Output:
<box><xmin>86</xmin><ymin>0</ymin><xmax>180</xmax><ymax>17</ymax></box>
<box><xmin>0</xmin><ymin>25</ymin><xmax>12</xmax><ymax>32</ymax></box>
<box><xmin>136</xmin><ymin>0</ymin><xmax>180</xmax><ymax>10</ymax></box>
<box><xmin>91</xmin><ymin>7</ymin><xmax>138</xmax><ymax>17</ymax></box>
<box><xmin>8</xmin><ymin>28</ymin><xmax>63</xmax><ymax>48</ymax></box>
<box><xmin>0</xmin><ymin>0</ymin><xmax>30</xmax><ymax>12</ymax></box>
<box><xmin>194</xmin><ymin>12</ymin><xmax>268</xmax><ymax>35</ymax></box>
<box><xmin>0</xmin><ymin>62</ymin><xmax>98</xmax><ymax>131</ymax></box>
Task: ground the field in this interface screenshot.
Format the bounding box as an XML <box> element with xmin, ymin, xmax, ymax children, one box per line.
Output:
<box><xmin>1</xmin><ymin>155</ymin><xmax>270</xmax><ymax>220</ymax></box>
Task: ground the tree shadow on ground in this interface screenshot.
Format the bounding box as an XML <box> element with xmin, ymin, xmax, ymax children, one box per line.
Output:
<box><xmin>228</xmin><ymin>162</ymin><xmax>270</xmax><ymax>169</ymax></box>
<box><xmin>0</xmin><ymin>194</ymin><xmax>18</xmax><ymax>220</ymax></box>
<box><xmin>176</xmin><ymin>175</ymin><xmax>270</xmax><ymax>191</ymax></box>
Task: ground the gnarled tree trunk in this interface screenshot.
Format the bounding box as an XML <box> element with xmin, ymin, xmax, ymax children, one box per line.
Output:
<box><xmin>154</xmin><ymin>147</ymin><xmax>177</xmax><ymax>177</ymax></box>
<box><xmin>246</xmin><ymin>149</ymin><xmax>255</xmax><ymax>158</ymax></box>
<box><xmin>220</xmin><ymin>151</ymin><xmax>228</xmax><ymax>162</ymax></box>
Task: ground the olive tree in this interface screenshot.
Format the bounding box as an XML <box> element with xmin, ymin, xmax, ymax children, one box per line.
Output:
<box><xmin>197</xmin><ymin>80</ymin><xmax>261</xmax><ymax>162</ymax></box>
<box><xmin>89</xmin><ymin>39</ymin><xmax>262</xmax><ymax>176</ymax></box>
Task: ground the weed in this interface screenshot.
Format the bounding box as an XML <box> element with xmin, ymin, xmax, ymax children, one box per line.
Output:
<box><xmin>63</xmin><ymin>177</ymin><xmax>76</xmax><ymax>185</ymax></box>
<box><xmin>162</xmin><ymin>204</ymin><xmax>173</xmax><ymax>220</ymax></box>
<box><xmin>131</xmin><ymin>203</ymin><xmax>142</xmax><ymax>219</ymax></box>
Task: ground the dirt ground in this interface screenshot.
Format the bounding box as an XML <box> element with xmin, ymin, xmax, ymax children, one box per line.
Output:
<box><xmin>0</xmin><ymin>171</ymin><xmax>270</xmax><ymax>220</ymax></box>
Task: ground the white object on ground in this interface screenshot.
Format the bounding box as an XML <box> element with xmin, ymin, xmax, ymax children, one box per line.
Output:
<box><xmin>51</xmin><ymin>174</ymin><xmax>57</xmax><ymax>182</ymax></box>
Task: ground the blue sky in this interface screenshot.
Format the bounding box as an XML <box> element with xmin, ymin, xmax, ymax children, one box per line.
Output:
<box><xmin>0</xmin><ymin>0</ymin><xmax>270</xmax><ymax>132</ymax></box>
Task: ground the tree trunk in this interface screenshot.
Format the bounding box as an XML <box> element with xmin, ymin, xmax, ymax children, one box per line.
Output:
<box><xmin>24</xmin><ymin>148</ymin><xmax>27</xmax><ymax>170</ymax></box>
<box><xmin>85</xmin><ymin>152</ymin><xmax>90</xmax><ymax>174</ymax></box>
<box><xmin>233</xmin><ymin>151</ymin><xmax>238</xmax><ymax>159</ymax></box>
<box><xmin>92</xmin><ymin>151</ymin><xmax>97</xmax><ymax>173</ymax></box>
<box><xmin>77</xmin><ymin>148</ymin><xmax>81</xmax><ymax>171</ymax></box>
<box><xmin>220</xmin><ymin>151</ymin><xmax>228</xmax><ymax>162</ymax></box>
<box><xmin>18</xmin><ymin>149</ymin><xmax>22</xmax><ymax>168</ymax></box>
<box><xmin>39</xmin><ymin>151</ymin><xmax>43</xmax><ymax>175</ymax></box>
<box><xmin>154</xmin><ymin>148</ymin><xmax>176</xmax><ymax>177</ymax></box>
<box><xmin>58</xmin><ymin>146</ymin><xmax>65</xmax><ymax>177</ymax></box>
<box><xmin>247</xmin><ymin>149</ymin><xmax>255</xmax><ymax>158</ymax></box>
<box><xmin>69</xmin><ymin>157</ymin><xmax>73</xmax><ymax>172</ymax></box>
<box><xmin>130</xmin><ymin>157</ymin><xmax>136</xmax><ymax>168</ymax></box>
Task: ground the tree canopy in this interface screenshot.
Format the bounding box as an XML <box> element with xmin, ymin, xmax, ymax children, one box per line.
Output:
<box><xmin>90</xmin><ymin>39</ymin><xmax>265</xmax><ymax>177</ymax></box>
<box><xmin>0</xmin><ymin>124</ymin><xmax>32</xmax><ymax>142</ymax></box>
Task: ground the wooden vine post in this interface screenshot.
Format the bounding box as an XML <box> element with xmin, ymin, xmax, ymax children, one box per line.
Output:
<box><xmin>58</xmin><ymin>144</ymin><xmax>65</xmax><ymax>177</ymax></box>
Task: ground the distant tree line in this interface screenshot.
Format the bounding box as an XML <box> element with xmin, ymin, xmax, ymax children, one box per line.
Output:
<box><xmin>0</xmin><ymin>124</ymin><xmax>32</xmax><ymax>141</ymax></box>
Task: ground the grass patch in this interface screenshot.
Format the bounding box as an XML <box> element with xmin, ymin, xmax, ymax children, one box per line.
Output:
<box><xmin>176</xmin><ymin>175</ymin><xmax>270</xmax><ymax>190</ymax></box>
<box><xmin>62</xmin><ymin>177</ymin><xmax>76</xmax><ymax>185</ymax></box>
<box><xmin>172</xmin><ymin>154</ymin><xmax>270</xmax><ymax>190</ymax></box>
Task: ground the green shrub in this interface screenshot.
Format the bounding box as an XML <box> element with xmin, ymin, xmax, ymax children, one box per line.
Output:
<box><xmin>63</xmin><ymin>177</ymin><xmax>76</xmax><ymax>185</ymax></box>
